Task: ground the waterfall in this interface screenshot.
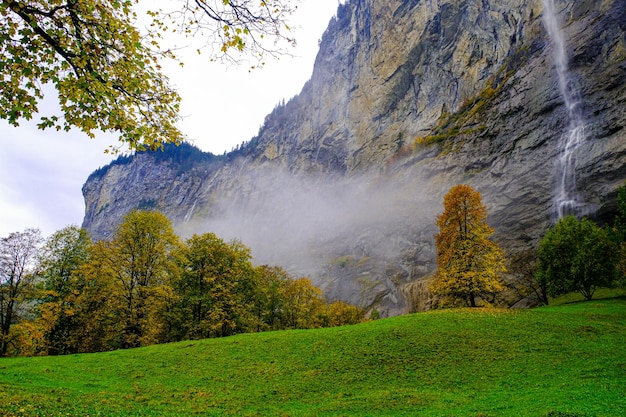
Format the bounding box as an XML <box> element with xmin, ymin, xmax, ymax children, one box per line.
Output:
<box><xmin>183</xmin><ymin>199</ymin><xmax>198</xmax><ymax>223</ymax></box>
<box><xmin>541</xmin><ymin>0</ymin><xmax>585</xmax><ymax>219</ymax></box>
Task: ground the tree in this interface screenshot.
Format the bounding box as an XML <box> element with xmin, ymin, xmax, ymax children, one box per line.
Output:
<box><xmin>251</xmin><ymin>265</ymin><xmax>291</xmax><ymax>331</ymax></box>
<box><xmin>69</xmin><ymin>240</ymin><xmax>121</xmax><ymax>353</ymax></box>
<box><xmin>0</xmin><ymin>0</ymin><xmax>298</xmax><ymax>151</ymax></box>
<box><xmin>0</xmin><ymin>228</ymin><xmax>42</xmax><ymax>356</ymax></box>
<box><xmin>322</xmin><ymin>301</ymin><xmax>364</xmax><ymax>327</ymax></box>
<box><xmin>35</xmin><ymin>226</ymin><xmax>91</xmax><ymax>355</ymax></box>
<box><xmin>536</xmin><ymin>216</ymin><xmax>618</xmax><ymax>301</ymax></box>
<box><xmin>281</xmin><ymin>277</ymin><xmax>325</xmax><ymax>329</ymax></box>
<box><xmin>107</xmin><ymin>210</ymin><xmax>180</xmax><ymax>347</ymax></box>
<box><xmin>174</xmin><ymin>233</ymin><xmax>256</xmax><ymax>339</ymax></box>
<box><xmin>164</xmin><ymin>0</ymin><xmax>298</xmax><ymax>64</ymax></box>
<box><xmin>508</xmin><ymin>249</ymin><xmax>549</xmax><ymax>306</ymax></box>
<box><xmin>429</xmin><ymin>184</ymin><xmax>506</xmax><ymax>307</ymax></box>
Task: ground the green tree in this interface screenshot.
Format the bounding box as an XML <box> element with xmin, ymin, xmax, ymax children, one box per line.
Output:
<box><xmin>0</xmin><ymin>0</ymin><xmax>298</xmax><ymax>150</ymax></box>
<box><xmin>0</xmin><ymin>228</ymin><xmax>42</xmax><ymax>356</ymax></box>
<box><xmin>429</xmin><ymin>184</ymin><xmax>506</xmax><ymax>307</ymax></box>
<box><xmin>536</xmin><ymin>216</ymin><xmax>618</xmax><ymax>301</ymax></box>
<box><xmin>35</xmin><ymin>226</ymin><xmax>91</xmax><ymax>355</ymax></box>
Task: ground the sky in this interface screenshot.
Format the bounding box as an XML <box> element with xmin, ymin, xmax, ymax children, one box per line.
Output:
<box><xmin>0</xmin><ymin>0</ymin><xmax>341</xmax><ymax>239</ymax></box>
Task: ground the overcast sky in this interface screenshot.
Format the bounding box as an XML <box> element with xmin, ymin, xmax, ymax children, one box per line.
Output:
<box><xmin>0</xmin><ymin>0</ymin><xmax>341</xmax><ymax>238</ymax></box>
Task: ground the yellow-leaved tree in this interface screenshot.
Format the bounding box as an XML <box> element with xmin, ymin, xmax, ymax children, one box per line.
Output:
<box><xmin>106</xmin><ymin>210</ymin><xmax>181</xmax><ymax>348</ymax></box>
<box><xmin>430</xmin><ymin>184</ymin><xmax>506</xmax><ymax>307</ymax></box>
<box><xmin>0</xmin><ymin>0</ymin><xmax>298</xmax><ymax>151</ymax></box>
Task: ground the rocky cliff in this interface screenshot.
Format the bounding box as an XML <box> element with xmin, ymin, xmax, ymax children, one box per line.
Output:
<box><xmin>82</xmin><ymin>0</ymin><xmax>626</xmax><ymax>316</ymax></box>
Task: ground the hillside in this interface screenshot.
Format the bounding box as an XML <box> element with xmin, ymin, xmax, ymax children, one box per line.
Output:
<box><xmin>81</xmin><ymin>0</ymin><xmax>626</xmax><ymax>315</ymax></box>
<box><xmin>1</xmin><ymin>295</ymin><xmax>625</xmax><ymax>416</ymax></box>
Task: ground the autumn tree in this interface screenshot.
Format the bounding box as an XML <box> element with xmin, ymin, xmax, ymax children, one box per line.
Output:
<box><xmin>68</xmin><ymin>240</ymin><xmax>122</xmax><ymax>353</ymax></box>
<box><xmin>0</xmin><ymin>0</ymin><xmax>298</xmax><ymax>150</ymax></box>
<box><xmin>322</xmin><ymin>301</ymin><xmax>364</xmax><ymax>327</ymax></box>
<box><xmin>430</xmin><ymin>184</ymin><xmax>506</xmax><ymax>307</ymax></box>
<box><xmin>0</xmin><ymin>228</ymin><xmax>42</xmax><ymax>356</ymax></box>
<box><xmin>35</xmin><ymin>226</ymin><xmax>91</xmax><ymax>355</ymax></box>
<box><xmin>251</xmin><ymin>265</ymin><xmax>291</xmax><ymax>331</ymax></box>
<box><xmin>281</xmin><ymin>277</ymin><xmax>325</xmax><ymax>329</ymax></box>
<box><xmin>173</xmin><ymin>233</ymin><xmax>256</xmax><ymax>340</ymax></box>
<box><xmin>106</xmin><ymin>210</ymin><xmax>180</xmax><ymax>347</ymax></box>
<box><xmin>536</xmin><ymin>216</ymin><xmax>618</xmax><ymax>301</ymax></box>
<box><xmin>164</xmin><ymin>0</ymin><xmax>298</xmax><ymax>64</ymax></box>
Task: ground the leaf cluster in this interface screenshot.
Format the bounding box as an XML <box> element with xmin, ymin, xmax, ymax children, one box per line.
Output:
<box><xmin>0</xmin><ymin>0</ymin><xmax>183</xmax><ymax>151</ymax></box>
<box><xmin>1</xmin><ymin>0</ymin><xmax>299</xmax><ymax>150</ymax></box>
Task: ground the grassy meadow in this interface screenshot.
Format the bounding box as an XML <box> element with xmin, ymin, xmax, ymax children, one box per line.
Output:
<box><xmin>1</xmin><ymin>291</ymin><xmax>624</xmax><ymax>416</ymax></box>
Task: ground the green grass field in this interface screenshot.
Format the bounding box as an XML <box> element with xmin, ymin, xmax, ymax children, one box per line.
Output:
<box><xmin>1</xmin><ymin>292</ymin><xmax>625</xmax><ymax>416</ymax></box>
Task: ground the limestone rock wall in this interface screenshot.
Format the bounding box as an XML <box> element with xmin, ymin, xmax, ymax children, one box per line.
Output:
<box><xmin>82</xmin><ymin>0</ymin><xmax>626</xmax><ymax>316</ymax></box>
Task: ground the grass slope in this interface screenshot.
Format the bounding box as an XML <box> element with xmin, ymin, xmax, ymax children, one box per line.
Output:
<box><xmin>1</xmin><ymin>295</ymin><xmax>625</xmax><ymax>417</ymax></box>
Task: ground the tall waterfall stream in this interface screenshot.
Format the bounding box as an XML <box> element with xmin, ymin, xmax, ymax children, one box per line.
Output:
<box><xmin>541</xmin><ymin>0</ymin><xmax>586</xmax><ymax>219</ymax></box>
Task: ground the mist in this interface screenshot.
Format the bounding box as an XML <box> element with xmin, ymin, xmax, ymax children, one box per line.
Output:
<box><xmin>179</xmin><ymin>166</ymin><xmax>441</xmax><ymax>308</ymax></box>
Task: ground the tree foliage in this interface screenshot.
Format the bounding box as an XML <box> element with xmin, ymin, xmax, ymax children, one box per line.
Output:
<box><xmin>173</xmin><ymin>233</ymin><xmax>256</xmax><ymax>339</ymax></box>
<box><xmin>430</xmin><ymin>184</ymin><xmax>506</xmax><ymax>307</ymax></box>
<box><xmin>35</xmin><ymin>226</ymin><xmax>91</xmax><ymax>355</ymax></box>
<box><xmin>251</xmin><ymin>265</ymin><xmax>291</xmax><ymax>331</ymax></box>
<box><xmin>107</xmin><ymin>210</ymin><xmax>181</xmax><ymax>347</ymax></box>
<box><xmin>281</xmin><ymin>277</ymin><xmax>325</xmax><ymax>329</ymax></box>
<box><xmin>0</xmin><ymin>0</ymin><xmax>182</xmax><ymax>150</ymax></box>
<box><xmin>323</xmin><ymin>300</ymin><xmax>364</xmax><ymax>327</ymax></box>
<box><xmin>69</xmin><ymin>240</ymin><xmax>121</xmax><ymax>353</ymax></box>
<box><xmin>0</xmin><ymin>0</ymin><xmax>298</xmax><ymax>151</ymax></box>
<box><xmin>7</xmin><ymin>210</ymin><xmax>364</xmax><ymax>356</ymax></box>
<box><xmin>536</xmin><ymin>216</ymin><xmax>618</xmax><ymax>301</ymax></box>
<box><xmin>0</xmin><ymin>228</ymin><xmax>42</xmax><ymax>356</ymax></box>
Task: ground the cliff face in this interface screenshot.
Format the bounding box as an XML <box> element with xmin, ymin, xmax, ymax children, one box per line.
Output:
<box><xmin>83</xmin><ymin>0</ymin><xmax>626</xmax><ymax>316</ymax></box>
